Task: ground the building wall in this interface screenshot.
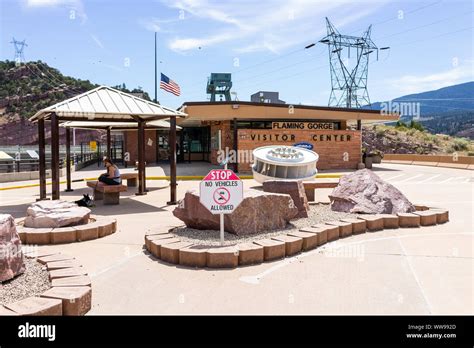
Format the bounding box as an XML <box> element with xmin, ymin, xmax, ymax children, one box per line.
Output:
<box><xmin>123</xmin><ymin>130</ymin><xmax>157</xmax><ymax>165</ymax></box>
<box><xmin>208</xmin><ymin>121</ymin><xmax>234</xmax><ymax>164</ymax></box>
<box><xmin>236</xmin><ymin>129</ymin><xmax>361</xmax><ymax>172</ymax></box>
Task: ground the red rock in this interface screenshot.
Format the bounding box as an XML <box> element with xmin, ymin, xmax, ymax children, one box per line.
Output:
<box><xmin>24</xmin><ymin>200</ymin><xmax>90</xmax><ymax>228</ymax></box>
<box><xmin>173</xmin><ymin>190</ymin><xmax>298</xmax><ymax>236</ymax></box>
<box><xmin>0</xmin><ymin>214</ymin><xmax>25</xmax><ymax>282</ymax></box>
<box><xmin>330</xmin><ymin>169</ymin><xmax>415</xmax><ymax>214</ymax></box>
<box><xmin>263</xmin><ymin>180</ymin><xmax>309</xmax><ymax>218</ymax></box>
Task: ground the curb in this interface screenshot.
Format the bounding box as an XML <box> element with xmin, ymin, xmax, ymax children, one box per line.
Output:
<box><xmin>143</xmin><ymin>206</ymin><xmax>449</xmax><ymax>269</ymax></box>
<box><xmin>0</xmin><ymin>251</ymin><xmax>92</xmax><ymax>316</ymax></box>
<box><xmin>16</xmin><ymin>215</ymin><xmax>116</xmax><ymax>245</ymax></box>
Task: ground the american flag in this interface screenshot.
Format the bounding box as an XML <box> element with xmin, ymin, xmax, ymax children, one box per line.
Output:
<box><xmin>160</xmin><ymin>73</ymin><xmax>181</xmax><ymax>96</ymax></box>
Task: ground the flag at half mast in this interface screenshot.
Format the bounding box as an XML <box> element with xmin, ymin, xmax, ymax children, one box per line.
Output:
<box><xmin>160</xmin><ymin>73</ymin><xmax>181</xmax><ymax>96</ymax></box>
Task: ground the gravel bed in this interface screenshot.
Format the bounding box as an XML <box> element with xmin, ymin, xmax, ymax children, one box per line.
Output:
<box><xmin>0</xmin><ymin>257</ymin><xmax>51</xmax><ymax>306</ymax></box>
<box><xmin>171</xmin><ymin>204</ymin><xmax>358</xmax><ymax>246</ymax></box>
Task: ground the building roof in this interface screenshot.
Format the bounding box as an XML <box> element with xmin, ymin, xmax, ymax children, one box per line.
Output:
<box><xmin>179</xmin><ymin>101</ymin><xmax>399</xmax><ymax>122</ymax></box>
<box><xmin>60</xmin><ymin>119</ymin><xmax>182</xmax><ymax>131</ymax></box>
<box><xmin>29</xmin><ymin>86</ymin><xmax>187</xmax><ymax>122</ymax></box>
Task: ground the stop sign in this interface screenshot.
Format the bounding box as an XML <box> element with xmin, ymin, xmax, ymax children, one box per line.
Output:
<box><xmin>199</xmin><ymin>169</ymin><xmax>243</xmax><ymax>215</ymax></box>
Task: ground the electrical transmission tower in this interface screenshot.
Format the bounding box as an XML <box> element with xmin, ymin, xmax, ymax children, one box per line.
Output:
<box><xmin>10</xmin><ymin>38</ymin><xmax>28</xmax><ymax>65</ymax></box>
<box><xmin>319</xmin><ymin>18</ymin><xmax>388</xmax><ymax>108</ymax></box>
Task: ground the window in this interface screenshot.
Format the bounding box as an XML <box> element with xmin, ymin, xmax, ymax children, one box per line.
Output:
<box><xmin>182</xmin><ymin>127</ymin><xmax>210</xmax><ymax>153</ymax></box>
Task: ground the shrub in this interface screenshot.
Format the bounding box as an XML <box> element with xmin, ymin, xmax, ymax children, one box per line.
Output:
<box><xmin>395</xmin><ymin>120</ymin><xmax>407</xmax><ymax>129</ymax></box>
<box><xmin>452</xmin><ymin>138</ymin><xmax>470</xmax><ymax>151</ymax></box>
<box><xmin>409</xmin><ymin>120</ymin><xmax>424</xmax><ymax>131</ymax></box>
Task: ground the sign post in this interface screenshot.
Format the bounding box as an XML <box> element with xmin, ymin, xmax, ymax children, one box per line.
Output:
<box><xmin>200</xmin><ymin>169</ymin><xmax>243</xmax><ymax>245</ymax></box>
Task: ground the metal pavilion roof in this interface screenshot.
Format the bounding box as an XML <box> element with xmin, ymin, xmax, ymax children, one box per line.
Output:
<box><xmin>29</xmin><ymin>86</ymin><xmax>187</xmax><ymax>122</ymax></box>
<box><xmin>59</xmin><ymin>119</ymin><xmax>182</xmax><ymax>130</ymax></box>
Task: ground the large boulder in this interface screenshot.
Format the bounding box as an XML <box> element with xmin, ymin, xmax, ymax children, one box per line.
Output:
<box><xmin>24</xmin><ymin>200</ymin><xmax>91</xmax><ymax>228</ymax></box>
<box><xmin>263</xmin><ymin>180</ymin><xmax>309</xmax><ymax>218</ymax></box>
<box><xmin>0</xmin><ymin>214</ymin><xmax>25</xmax><ymax>282</ymax></box>
<box><xmin>173</xmin><ymin>189</ymin><xmax>298</xmax><ymax>236</ymax></box>
<box><xmin>329</xmin><ymin>169</ymin><xmax>415</xmax><ymax>214</ymax></box>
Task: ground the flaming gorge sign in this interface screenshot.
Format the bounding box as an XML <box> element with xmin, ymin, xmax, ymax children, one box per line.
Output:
<box><xmin>272</xmin><ymin>122</ymin><xmax>335</xmax><ymax>130</ymax></box>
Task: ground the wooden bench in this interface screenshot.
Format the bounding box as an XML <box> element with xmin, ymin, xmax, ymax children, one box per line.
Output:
<box><xmin>120</xmin><ymin>173</ymin><xmax>139</xmax><ymax>187</ymax></box>
<box><xmin>87</xmin><ymin>181</ymin><xmax>127</xmax><ymax>205</ymax></box>
<box><xmin>303</xmin><ymin>178</ymin><xmax>340</xmax><ymax>201</ymax></box>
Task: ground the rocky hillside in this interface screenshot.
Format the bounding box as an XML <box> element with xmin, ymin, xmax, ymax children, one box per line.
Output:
<box><xmin>0</xmin><ymin>60</ymin><xmax>151</xmax><ymax>145</ymax></box>
<box><xmin>368</xmin><ymin>82</ymin><xmax>474</xmax><ymax>139</ymax></box>
<box><xmin>363</xmin><ymin>124</ymin><xmax>474</xmax><ymax>156</ymax></box>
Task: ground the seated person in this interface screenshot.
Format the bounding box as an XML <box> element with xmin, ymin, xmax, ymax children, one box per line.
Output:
<box><xmin>98</xmin><ymin>158</ymin><xmax>121</xmax><ymax>185</ymax></box>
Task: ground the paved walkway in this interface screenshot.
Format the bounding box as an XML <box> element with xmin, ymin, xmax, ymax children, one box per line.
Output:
<box><xmin>0</xmin><ymin>164</ymin><xmax>472</xmax><ymax>314</ymax></box>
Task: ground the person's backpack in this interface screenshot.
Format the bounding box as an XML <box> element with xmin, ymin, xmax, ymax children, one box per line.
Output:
<box><xmin>75</xmin><ymin>194</ymin><xmax>94</xmax><ymax>207</ymax></box>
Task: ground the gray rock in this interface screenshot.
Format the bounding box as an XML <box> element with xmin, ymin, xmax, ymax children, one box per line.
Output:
<box><xmin>173</xmin><ymin>189</ymin><xmax>298</xmax><ymax>236</ymax></box>
<box><xmin>262</xmin><ymin>180</ymin><xmax>309</xmax><ymax>218</ymax></box>
<box><xmin>0</xmin><ymin>214</ymin><xmax>25</xmax><ymax>282</ymax></box>
<box><xmin>329</xmin><ymin>169</ymin><xmax>415</xmax><ymax>214</ymax></box>
<box><xmin>24</xmin><ymin>200</ymin><xmax>91</xmax><ymax>228</ymax></box>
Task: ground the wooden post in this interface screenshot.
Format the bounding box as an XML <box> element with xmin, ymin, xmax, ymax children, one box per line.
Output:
<box><xmin>167</xmin><ymin>117</ymin><xmax>177</xmax><ymax>205</ymax></box>
<box><xmin>357</xmin><ymin>119</ymin><xmax>363</xmax><ymax>165</ymax></box>
<box><xmin>136</xmin><ymin>119</ymin><xmax>146</xmax><ymax>195</ymax></box>
<box><xmin>143</xmin><ymin>128</ymin><xmax>148</xmax><ymax>192</ymax></box>
<box><xmin>65</xmin><ymin>127</ymin><xmax>73</xmax><ymax>192</ymax></box>
<box><xmin>51</xmin><ymin>113</ymin><xmax>60</xmax><ymax>200</ymax></box>
<box><xmin>106</xmin><ymin>127</ymin><xmax>112</xmax><ymax>159</ymax></box>
<box><xmin>37</xmin><ymin>117</ymin><xmax>47</xmax><ymax>201</ymax></box>
<box><xmin>233</xmin><ymin>118</ymin><xmax>238</xmax><ymax>173</ymax></box>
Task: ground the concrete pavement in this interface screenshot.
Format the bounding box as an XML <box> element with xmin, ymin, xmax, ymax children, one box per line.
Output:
<box><xmin>0</xmin><ymin>163</ymin><xmax>472</xmax><ymax>314</ymax></box>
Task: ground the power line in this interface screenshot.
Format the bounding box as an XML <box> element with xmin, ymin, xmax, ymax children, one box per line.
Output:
<box><xmin>375</xmin><ymin>10</ymin><xmax>474</xmax><ymax>41</ymax></box>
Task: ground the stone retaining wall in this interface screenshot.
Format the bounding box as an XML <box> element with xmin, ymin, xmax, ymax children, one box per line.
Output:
<box><xmin>144</xmin><ymin>206</ymin><xmax>449</xmax><ymax>269</ymax></box>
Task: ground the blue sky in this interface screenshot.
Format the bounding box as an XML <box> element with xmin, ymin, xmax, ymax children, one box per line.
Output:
<box><xmin>1</xmin><ymin>0</ymin><xmax>473</xmax><ymax>108</ymax></box>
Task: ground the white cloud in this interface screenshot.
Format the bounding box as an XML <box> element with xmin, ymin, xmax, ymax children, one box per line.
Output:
<box><xmin>23</xmin><ymin>0</ymin><xmax>87</xmax><ymax>23</ymax></box>
<box><xmin>90</xmin><ymin>34</ymin><xmax>104</xmax><ymax>49</ymax></box>
<box><xmin>155</xmin><ymin>0</ymin><xmax>387</xmax><ymax>54</ymax></box>
<box><xmin>389</xmin><ymin>62</ymin><xmax>474</xmax><ymax>95</ymax></box>
<box><xmin>169</xmin><ymin>32</ymin><xmax>235</xmax><ymax>51</ymax></box>
<box><xmin>139</xmin><ymin>17</ymin><xmax>179</xmax><ymax>33</ymax></box>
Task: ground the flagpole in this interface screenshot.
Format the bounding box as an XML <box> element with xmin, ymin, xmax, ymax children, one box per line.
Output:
<box><xmin>154</xmin><ymin>32</ymin><xmax>157</xmax><ymax>103</ymax></box>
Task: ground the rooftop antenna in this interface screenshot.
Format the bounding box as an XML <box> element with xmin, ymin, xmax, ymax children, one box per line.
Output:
<box><xmin>319</xmin><ymin>18</ymin><xmax>388</xmax><ymax>108</ymax></box>
<box><xmin>10</xmin><ymin>37</ymin><xmax>28</xmax><ymax>66</ymax></box>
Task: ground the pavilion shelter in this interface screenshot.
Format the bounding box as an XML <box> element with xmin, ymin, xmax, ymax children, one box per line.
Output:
<box><xmin>29</xmin><ymin>86</ymin><xmax>187</xmax><ymax>204</ymax></box>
